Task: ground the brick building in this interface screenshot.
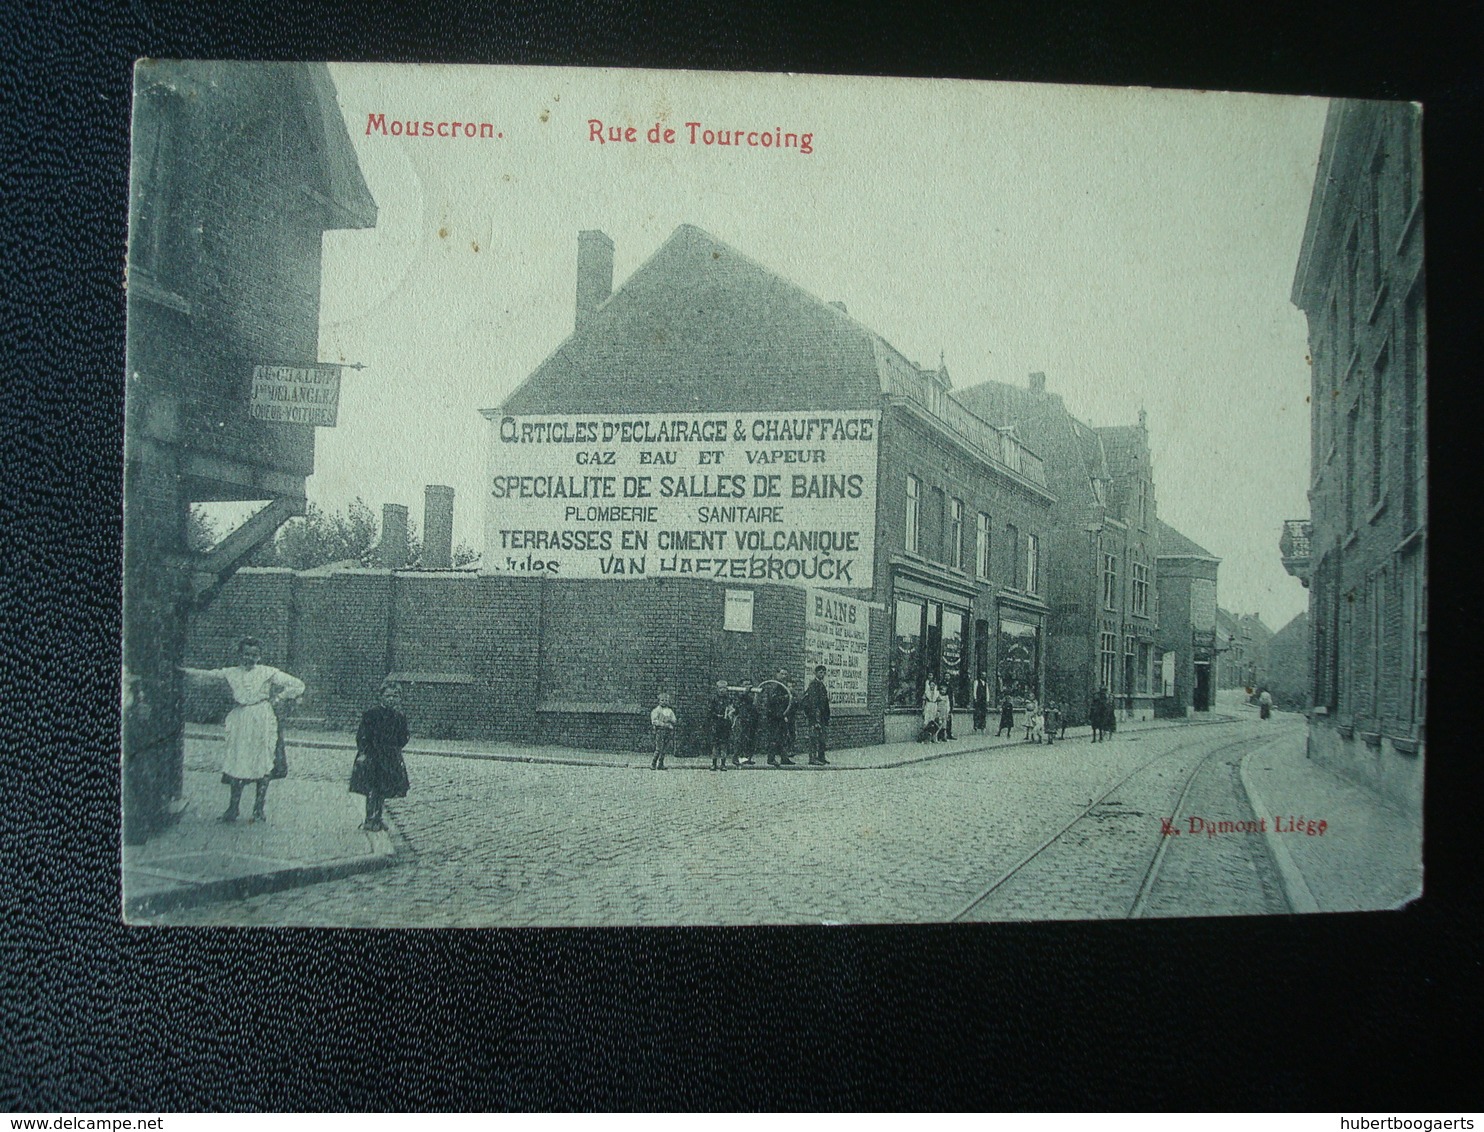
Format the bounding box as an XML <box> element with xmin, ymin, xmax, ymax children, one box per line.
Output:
<box><xmin>124</xmin><ymin>62</ymin><xmax>376</xmax><ymax>840</ymax></box>
<box><xmin>1155</xmin><ymin>519</ymin><xmax>1221</xmax><ymax>715</ymax></box>
<box><xmin>192</xmin><ymin>225</ymin><xmax>1056</xmax><ymax>752</ymax></box>
<box><xmin>953</xmin><ymin>376</ymin><xmax>1161</xmax><ymax>725</ymax></box>
<box><xmin>496</xmin><ymin>225</ymin><xmax>1055</xmax><ymax>747</ymax></box>
<box><xmin>1284</xmin><ymin>98</ymin><xmax>1426</xmax><ymax>810</ymax></box>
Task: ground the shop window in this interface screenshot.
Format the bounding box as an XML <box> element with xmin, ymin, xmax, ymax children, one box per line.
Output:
<box><xmin>890</xmin><ymin>596</ymin><xmax>971</xmax><ymax>708</ymax></box>
<box><xmin>998</xmin><ymin>618</ymin><xmax>1040</xmax><ymax>704</ymax></box>
<box><xmin>889</xmin><ymin>597</ymin><xmax>925</xmax><ymax>708</ymax></box>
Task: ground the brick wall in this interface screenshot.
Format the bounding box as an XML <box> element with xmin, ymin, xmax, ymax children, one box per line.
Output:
<box><xmin>184</xmin><ymin>568</ymin><xmax>888</xmax><ymax>755</ymax></box>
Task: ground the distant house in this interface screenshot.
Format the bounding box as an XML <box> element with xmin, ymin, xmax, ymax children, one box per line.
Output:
<box><xmin>1266</xmin><ymin>612</ymin><xmax>1311</xmax><ymax>713</ymax></box>
<box><xmin>953</xmin><ymin>377</ymin><xmax>1161</xmax><ymax>725</ymax></box>
<box><xmin>1155</xmin><ymin>519</ymin><xmax>1221</xmax><ymax>714</ymax></box>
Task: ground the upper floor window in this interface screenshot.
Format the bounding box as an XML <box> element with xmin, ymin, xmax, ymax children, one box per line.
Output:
<box><xmin>976</xmin><ymin>512</ymin><xmax>991</xmax><ymax>580</ymax></box>
<box><xmin>1006</xmin><ymin>524</ymin><xmax>1020</xmax><ymax>588</ymax></box>
<box><xmin>905</xmin><ymin>475</ymin><xmax>920</xmax><ymax>553</ymax></box>
<box><xmin>1132</xmin><ymin>562</ymin><xmax>1150</xmax><ymax>617</ymax></box>
<box><xmin>1025</xmin><ymin>533</ymin><xmax>1040</xmax><ymax>595</ymax></box>
<box><xmin>1102</xmin><ymin>552</ymin><xmax>1119</xmax><ymax>610</ymax></box>
<box><xmin>949</xmin><ymin>498</ymin><xmax>964</xmax><ymax>571</ymax></box>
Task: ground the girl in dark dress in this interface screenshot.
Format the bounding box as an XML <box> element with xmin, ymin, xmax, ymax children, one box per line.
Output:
<box><xmin>352</xmin><ymin>680</ymin><xmax>410</xmax><ymax>832</ymax></box>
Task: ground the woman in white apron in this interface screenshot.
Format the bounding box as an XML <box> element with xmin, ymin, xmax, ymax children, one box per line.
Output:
<box><xmin>182</xmin><ymin>637</ymin><xmax>305</xmax><ymax>822</ymax></box>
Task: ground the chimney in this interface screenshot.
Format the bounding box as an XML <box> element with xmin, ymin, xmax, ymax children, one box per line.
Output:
<box><xmin>423</xmin><ymin>485</ymin><xmax>455</xmax><ymax>569</ymax></box>
<box><xmin>378</xmin><ymin>503</ymin><xmax>408</xmax><ymax>569</ymax></box>
<box><xmin>1029</xmin><ymin>372</ymin><xmax>1047</xmax><ymax>394</ymax></box>
<box><xmin>576</xmin><ymin>230</ymin><xmax>614</xmax><ymax>332</ymax></box>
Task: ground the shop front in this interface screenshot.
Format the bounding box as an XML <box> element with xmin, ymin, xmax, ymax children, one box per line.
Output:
<box><xmin>885</xmin><ymin>567</ymin><xmax>978</xmax><ymax>742</ymax></box>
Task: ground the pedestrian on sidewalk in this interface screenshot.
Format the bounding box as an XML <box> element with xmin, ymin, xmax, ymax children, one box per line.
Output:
<box><xmin>1259</xmin><ymin>688</ymin><xmax>1273</xmax><ymax>720</ymax></box>
<box><xmin>920</xmin><ymin>679</ymin><xmax>942</xmax><ymax>742</ymax></box>
<box><xmin>352</xmin><ymin>679</ymin><xmax>410</xmax><ymax>832</ymax></box>
<box><xmin>802</xmin><ymin>664</ymin><xmax>831</xmax><ymax>764</ymax></box>
<box><xmin>1025</xmin><ymin>697</ymin><xmax>1044</xmax><ymax>743</ymax></box>
<box><xmin>181</xmin><ymin>637</ymin><xmax>305</xmax><ymax>823</ymax></box>
<box><xmin>1043</xmin><ymin>701</ymin><xmax>1061</xmax><ymax>745</ymax></box>
<box><xmin>1091</xmin><ymin>686</ymin><xmax>1115</xmax><ymax>742</ymax></box>
<box><xmin>761</xmin><ymin>670</ymin><xmax>795</xmax><ymax>766</ymax></box>
<box><xmin>708</xmin><ymin>680</ymin><xmax>733</xmax><ymax>771</ymax></box>
<box><xmin>941</xmin><ymin>683</ymin><xmax>955</xmax><ymax>741</ymax></box>
<box><xmin>996</xmin><ymin>697</ymin><xmax>1015</xmax><ymax>738</ymax></box>
<box><xmin>650</xmin><ymin>692</ymin><xmax>677</xmax><ymax>769</ymax></box>
<box><xmin>972</xmin><ymin>675</ymin><xmax>989</xmax><ymax>732</ymax></box>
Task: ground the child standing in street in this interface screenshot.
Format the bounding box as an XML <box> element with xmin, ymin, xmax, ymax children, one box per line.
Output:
<box><xmin>351</xmin><ymin>679</ymin><xmax>410</xmax><ymax>832</ymax></box>
<box><xmin>650</xmin><ymin>692</ymin><xmax>677</xmax><ymax>770</ymax></box>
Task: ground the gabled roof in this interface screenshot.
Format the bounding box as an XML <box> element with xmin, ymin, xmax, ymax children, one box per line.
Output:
<box><xmin>1156</xmin><ymin>518</ymin><xmax>1219</xmax><ymax>561</ymax></box>
<box><xmin>502</xmin><ymin>225</ymin><xmax>887</xmax><ymax>415</ymax></box>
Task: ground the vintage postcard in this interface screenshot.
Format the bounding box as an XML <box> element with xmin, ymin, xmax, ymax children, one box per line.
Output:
<box><xmin>121</xmin><ymin>62</ymin><xmax>1424</xmax><ymax>926</ymax></box>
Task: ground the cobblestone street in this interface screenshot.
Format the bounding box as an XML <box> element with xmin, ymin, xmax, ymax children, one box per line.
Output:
<box><xmin>165</xmin><ymin>716</ymin><xmax>1305</xmax><ymax>926</ymax></box>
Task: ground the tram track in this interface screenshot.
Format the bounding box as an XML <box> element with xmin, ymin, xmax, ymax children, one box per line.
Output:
<box><xmin>951</xmin><ymin>730</ymin><xmax>1277</xmax><ymax>922</ymax></box>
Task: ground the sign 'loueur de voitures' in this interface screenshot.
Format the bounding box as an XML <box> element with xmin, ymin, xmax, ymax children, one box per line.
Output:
<box><xmin>249</xmin><ymin>364</ymin><xmax>342</xmax><ymax>427</ymax></box>
<box><xmin>484</xmin><ymin>411</ymin><xmax>879</xmax><ymax>585</ymax></box>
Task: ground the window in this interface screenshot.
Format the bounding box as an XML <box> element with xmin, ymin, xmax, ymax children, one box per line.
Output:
<box><xmin>1403</xmin><ymin>289</ymin><xmax>1426</xmax><ymax>531</ymax></box>
<box><xmin>1345</xmin><ymin>406</ymin><xmax>1361</xmax><ymax>531</ymax></box>
<box><xmin>1367</xmin><ymin>144</ymin><xmax>1386</xmax><ymax>294</ymax></box>
<box><xmin>1124</xmin><ymin>635</ymin><xmax>1137</xmax><ymax>700</ymax></box>
<box><xmin>949</xmin><ymin>497</ymin><xmax>964</xmax><ymax>570</ymax></box>
<box><xmin>904</xmin><ymin>475</ymin><xmax>919</xmax><ymax>553</ymax></box>
<box><xmin>1132</xmin><ymin>562</ymin><xmax>1150</xmax><ymax>617</ymax></box>
<box><xmin>1371</xmin><ymin>344</ymin><xmax>1389</xmax><ymax>507</ymax></box>
<box><xmin>1006</xmin><ymin>524</ymin><xmax>1019</xmax><ymax>588</ymax></box>
<box><xmin>1102</xmin><ymin>552</ymin><xmax>1118</xmax><ymax>610</ymax></box>
<box><xmin>1099</xmin><ymin>632</ymin><xmax>1117</xmax><ymax>692</ymax></box>
<box><xmin>889</xmin><ymin>598</ymin><xmax>925</xmax><ymax>707</ymax></box>
<box><xmin>1138</xmin><ymin>642</ymin><xmax>1154</xmax><ymax>695</ymax></box>
<box><xmin>890</xmin><ymin>597</ymin><xmax>970</xmax><ymax>708</ymax></box>
<box><xmin>1344</xmin><ymin>229</ymin><xmax>1359</xmax><ymax>360</ymax></box>
<box><xmin>998</xmin><ymin>618</ymin><xmax>1041</xmax><ymax>703</ymax></box>
<box><xmin>1136</xmin><ymin>478</ymin><xmax>1150</xmax><ymax>530</ymax></box>
<box><xmin>1370</xmin><ymin>570</ymin><xmax>1384</xmax><ymax>723</ymax></box>
<box><xmin>976</xmin><ymin>512</ymin><xmax>991</xmax><ymax>579</ymax></box>
<box><xmin>1025</xmin><ymin>533</ymin><xmax>1039</xmax><ymax>595</ymax></box>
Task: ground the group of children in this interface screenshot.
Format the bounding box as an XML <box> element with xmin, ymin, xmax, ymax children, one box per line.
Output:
<box><xmin>650</xmin><ymin>667</ymin><xmax>832</xmax><ymax>770</ymax></box>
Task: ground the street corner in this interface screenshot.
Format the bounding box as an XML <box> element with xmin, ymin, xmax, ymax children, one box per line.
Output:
<box><xmin>122</xmin><ymin>769</ymin><xmax>402</xmax><ymax>921</ymax></box>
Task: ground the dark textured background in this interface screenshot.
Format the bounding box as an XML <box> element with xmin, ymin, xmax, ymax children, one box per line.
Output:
<box><xmin>2</xmin><ymin>0</ymin><xmax>1480</xmax><ymax>1111</ymax></box>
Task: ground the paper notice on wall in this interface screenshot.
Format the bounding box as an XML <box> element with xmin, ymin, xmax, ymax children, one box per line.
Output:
<box><xmin>804</xmin><ymin>589</ymin><xmax>870</xmax><ymax>714</ymax></box>
<box><xmin>484</xmin><ymin>411</ymin><xmax>878</xmax><ymax>584</ymax></box>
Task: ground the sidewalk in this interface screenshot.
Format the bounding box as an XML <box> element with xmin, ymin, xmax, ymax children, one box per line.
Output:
<box><xmin>184</xmin><ymin>706</ymin><xmax>1238</xmax><ymax>773</ymax></box>
<box><xmin>1238</xmin><ymin>713</ymin><xmax>1423</xmax><ymax>913</ymax></box>
<box><xmin>122</xmin><ymin>761</ymin><xmax>398</xmax><ymax>921</ymax></box>
<box><xmin>132</xmin><ymin>708</ymin><xmax>1240</xmax><ymax>918</ymax></box>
